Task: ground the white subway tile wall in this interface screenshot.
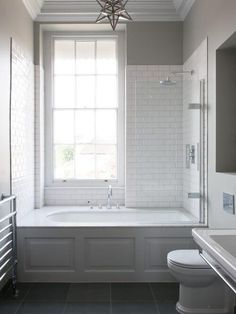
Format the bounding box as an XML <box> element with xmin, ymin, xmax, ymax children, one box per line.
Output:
<box><xmin>126</xmin><ymin>65</ymin><xmax>184</xmax><ymax>208</ymax></box>
<box><xmin>183</xmin><ymin>39</ymin><xmax>208</xmax><ymax>218</ymax></box>
<box><xmin>35</xmin><ymin>66</ymin><xmax>45</xmax><ymax>208</ymax></box>
<box><xmin>44</xmin><ymin>187</ymin><xmax>125</xmax><ymax>206</ymax></box>
<box><xmin>11</xmin><ymin>40</ymin><xmax>35</xmax><ymax>219</ymax></box>
<box><xmin>38</xmin><ymin>59</ymin><xmax>206</xmax><ymax>211</ymax></box>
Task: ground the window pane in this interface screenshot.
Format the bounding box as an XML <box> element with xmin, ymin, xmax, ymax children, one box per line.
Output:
<box><xmin>96</xmin><ymin>145</ymin><xmax>117</xmax><ymax>179</ymax></box>
<box><xmin>76</xmin><ymin>145</ymin><xmax>95</xmax><ymax>179</ymax></box>
<box><xmin>96</xmin><ymin>76</ymin><xmax>117</xmax><ymax>108</ymax></box>
<box><xmin>75</xmin><ymin>110</ymin><xmax>95</xmax><ymax>143</ymax></box>
<box><xmin>96</xmin><ymin>110</ymin><xmax>117</xmax><ymax>144</ymax></box>
<box><xmin>76</xmin><ymin>76</ymin><xmax>95</xmax><ymax>108</ymax></box>
<box><xmin>54</xmin><ymin>40</ymin><xmax>74</xmax><ymax>75</ymax></box>
<box><xmin>54</xmin><ymin>145</ymin><xmax>74</xmax><ymax>179</ymax></box>
<box><xmin>52</xmin><ymin>38</ymin><xmax>120</xmax><ymax>182</ymax></box>
<box><xmin>54</xmin><ymin>76</ymin><xmax>75</xmax><ymax>108</ymax></box>
<box><xmin>54</xmin><ymin>110</ymin><xmax>74</xmax><ymax>144</ymax></box>
<box><xmin>97</xmin><ymin>40</ymin><xmax>117</xmax><ymax>74</ymax></box>
<box><xmin>76</xmin><ymin>41</ymin><xmax>95</xmax><ymax>75</ymax></box>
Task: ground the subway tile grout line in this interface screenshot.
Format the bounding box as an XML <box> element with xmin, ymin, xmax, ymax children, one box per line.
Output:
<box><xmin>149</xmin><ymin>283</ymin><xmax>161</xmax><ymax>314</ymax></box>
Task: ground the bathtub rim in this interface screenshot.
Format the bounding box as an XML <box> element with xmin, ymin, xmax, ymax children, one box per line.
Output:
<box><xmin>17</xmin><ymin>206</ymin><xmax>207</xmax><ymax>228</ymax></box>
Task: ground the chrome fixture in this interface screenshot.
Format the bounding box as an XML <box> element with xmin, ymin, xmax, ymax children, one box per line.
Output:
<box><xmin>223</xmin><ymin>193</ymin><xmax>235</xmax><ymax>215</ymax></box>
<box><xmin>96</xmin><ymin>0</ymin><xmax>132</xmax><ymax>31</ymax></box>
<box><xmin>88</xmin><ymin>201</ymin><xmax>93</xmax><ymax>209</ymax></box>
<box><xmin>107</xmin><ymin>185</ymin><xmax>112</xmax><ymax>209</ymax></box>
<box><xmin>188</xmin><ymin>103</ymin><xmax>201</xmax><ymax>110</ymax></box>
<box><xmin>185</xmin><ymin>144</ymin><xmax>195</xmax><ymax>168</ymax></box>
<box><xmin>160</xmin><ymin>77</ymin><xmax>176</xmax><ymax>86</ymax></box>
<box><xmin>188</xmin><ymin>192</ymin><xmax>201</xmax><ymax>199</ymax></box>
<box><xmin>160</xmin><ymin>70</ymin><xmax>194</xmax><ymax>86</ymax></box>
<box><xmin>189</xmin><ymin>145</ymin><xmax>195</xmax><ymax>164</ymax></box>
<box><xmin>0</xmin><ymin>195</ymin><xmax>17</xmax><ymax>295</ymax></box>
<box><xmin>172</xmin><ymin>70</ymin><xmax>194</xmax><ymax>76</ymax></box>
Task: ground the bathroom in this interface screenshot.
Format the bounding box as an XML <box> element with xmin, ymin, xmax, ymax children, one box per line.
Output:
<box><xmin>0</xmin><ymin>0</ymin><xmax>236</xmax><ymax>313</ymax></box>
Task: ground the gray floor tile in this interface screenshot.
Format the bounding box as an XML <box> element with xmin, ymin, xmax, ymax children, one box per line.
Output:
<box><xmin>112</xmin><ymin>302</ymin><xmax>158</xmax><ymax>314</ymax></box>
<box><xmin>151</xmin><ymin>283</ymin><xmax>179</xmax><ymax>302</ymax></box>
<box><xmin>0</xmin><ymin>301</ymin><xmax>21</xmax><ymax>314</ymax></box>
<box><xmin>25</xmin><ymin>283</ymin><xmax>69</xmax><ymax>301</ymax></box>
<box><xmin>111</xmin><ymin>283</ymin><xmax>153</xmax><ymax>301</ymax></box>
<box><xmin>157</xmin><ymin>302</ymin><xmax>178</xmax><ymax>314</ymax></box>
<box><xmin>2</xmin><ymin>283</ymin><xmax>32</xmax><ymax>301</ymax></box>
<box><xmin>67</xmin><ymin>283</ymin><xmax>110</xmax><ymax>302</ymax></box>
<box><xmin>16</xmin><ymin>301</ymin><xmax>65</xmax><ymax>314</ymax></box>
<box><xmin>65</xmin><ymin>302</ymin><xmax>110</xmax><ymax>314</ymax></box>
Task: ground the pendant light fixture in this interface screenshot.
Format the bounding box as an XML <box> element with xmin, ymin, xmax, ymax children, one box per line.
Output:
<box><xmin>96</xmin><ymin>0</ymin><xmax>132</xmax><ymax>31</ymax></box>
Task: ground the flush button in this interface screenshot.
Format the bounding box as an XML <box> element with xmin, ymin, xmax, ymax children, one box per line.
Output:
<box><xmin>223</xmin><ymin>193</ymin><xmax>235</xmax><ymax>215</ymax></box>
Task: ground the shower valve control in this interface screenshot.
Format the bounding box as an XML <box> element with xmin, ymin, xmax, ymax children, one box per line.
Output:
<box><xmin>189</xmin><ymin>145</ymin><xmax>195</xmax><ymax>164</ymax></box>
<box><xmin>186</xmin><ymin>144</ymin><xmax>196</xmax><ymax>168</ymax></box>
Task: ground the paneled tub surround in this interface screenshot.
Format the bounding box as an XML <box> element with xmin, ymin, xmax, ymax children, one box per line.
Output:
<box><xmin>17</xmin><ymin>207</ymin><xmax>200</xmax><ymax>282</ymax></box>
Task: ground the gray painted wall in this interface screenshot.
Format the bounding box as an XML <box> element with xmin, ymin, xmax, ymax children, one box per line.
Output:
<box><xmin>0</xmin><ymin>0</ymin><xmax>33</xmax><ymax>196</ymax></box>
<box><xmin>216</xmin><ymin>48</ymin><xmax>236</xmax><ymax>172</ymax></box>
<box><xmin>127</xmin><ymin>22</ymin><xmax>183</xmax><ymax>65</ymax></box>
<box><xmin>184</xmin><ymin>0</ymin><xmax>236</xmax><ymax>228</ymax></box>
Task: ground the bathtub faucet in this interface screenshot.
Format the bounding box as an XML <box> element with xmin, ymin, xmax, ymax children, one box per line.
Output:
<box><xmin>107</xmin><ymin>185</ymin><xmax>112</xmax><ymax>209</ymax></box>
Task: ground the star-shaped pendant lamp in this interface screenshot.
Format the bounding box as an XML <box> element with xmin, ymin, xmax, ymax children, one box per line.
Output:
<box><xmin>96</xmin><ymin>0</ymin><xmax>132</xmax><ymax>30</ymax></box>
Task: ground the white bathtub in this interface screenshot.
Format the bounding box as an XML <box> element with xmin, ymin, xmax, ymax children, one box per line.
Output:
<box><xmin>17</xmin><ymin>206</ymin><xmax>202</xmax><ymax>283</ymax></box>
<box><xmin>18</xmin><ymin>206</ymin><xmax>199</xmax><ymax>227</ymax></box>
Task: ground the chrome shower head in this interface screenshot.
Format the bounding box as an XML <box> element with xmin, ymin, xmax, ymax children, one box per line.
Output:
<box><xmin>159</xmin><ymin>77</ymin><xmax>176</xmax><ymax>86</ymax></box>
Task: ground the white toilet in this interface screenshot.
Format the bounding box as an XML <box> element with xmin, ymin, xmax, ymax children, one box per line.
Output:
<box><xmin>167</xmin><ymin>250</ymin><xmax>235</xmax><ymax>314</ymax></box>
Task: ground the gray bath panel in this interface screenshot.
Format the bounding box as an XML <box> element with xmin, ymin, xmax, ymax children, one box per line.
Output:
<box><xmin>17</xmin><ymin>227</ymin><xmax>196</xmax><ymax>282</ymax></box>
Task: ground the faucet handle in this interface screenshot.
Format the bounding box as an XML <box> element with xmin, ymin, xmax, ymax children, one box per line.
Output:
<box><xmin>108</xmin><ymin>184</ymin><xmax>112</xmax><ymax>196</ymax></box>
<box><xmin>88</xmin><ymin>201</ymin><xmax>93</xmax><ymax>209</ymax></box>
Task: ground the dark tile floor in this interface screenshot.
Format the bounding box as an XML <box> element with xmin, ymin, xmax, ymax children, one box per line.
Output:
<box><xmin>0</xmin><ymin>282</ymin><xmax>179</xmax><ymax>314</ymax></box>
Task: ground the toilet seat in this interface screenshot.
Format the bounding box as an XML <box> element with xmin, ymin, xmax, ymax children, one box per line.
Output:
<box><xmin>167</xmin><ymin>250</ymin><xmax>211</xmax><ymax>269</ymax></box>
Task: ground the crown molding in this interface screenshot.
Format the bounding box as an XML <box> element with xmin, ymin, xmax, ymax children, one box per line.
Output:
<box><xmin>36</xmin><ymin>1</ymin><xmax>182</xmax><ymax>22</ymax></box>
<box><xmin>22</xmin><ymin>0</ymin><xmax>44</xmax><ymax>20</ymax></box>
<box><xmin>31</xmin><ymin>0</ymin><xmax>195</xmax><ymax>22</ymax></box>
<box><xmin>173</xmin><ymin>0</ymin><xmax>195</xmax><ymax>19</ymax></box>
<box><xmin>36</xmin><ymin>13</ymin><xmax>181</xmax><ymax>23</ymax></box>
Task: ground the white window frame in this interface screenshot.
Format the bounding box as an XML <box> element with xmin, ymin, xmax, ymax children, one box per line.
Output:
<box><xmin>44</xmin><ymin>31</ymin><xmax>125</xmax><ymax>188</ymax></box>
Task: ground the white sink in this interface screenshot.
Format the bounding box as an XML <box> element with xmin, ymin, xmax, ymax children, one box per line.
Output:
<box><xmin>192</xmin><ymin>229</ymin><xmax>236</xmax><ymax>283</ymax></box>
<box><xmin>211</xmin><ymin>235</ymin><xmax>236</xmax><ymax>258</ymax></box>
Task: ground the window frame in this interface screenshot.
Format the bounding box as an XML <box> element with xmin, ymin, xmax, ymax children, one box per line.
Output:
<box><xmin>44</xmin><ymin>31</ymin><xmax>125</xmax><ymax>188</ymax></box>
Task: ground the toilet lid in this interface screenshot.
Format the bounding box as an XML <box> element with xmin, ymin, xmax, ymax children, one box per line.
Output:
<box><xmin>167</xmin><ymin>250</ymin><xmax>211</xmax><ymax>269</ymax></box>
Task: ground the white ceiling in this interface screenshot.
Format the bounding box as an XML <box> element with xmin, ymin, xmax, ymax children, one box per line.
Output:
<box><xmin>22</xmin><ymin>0</ymin><xmax>195</xmax><ymax>22</ymax></box>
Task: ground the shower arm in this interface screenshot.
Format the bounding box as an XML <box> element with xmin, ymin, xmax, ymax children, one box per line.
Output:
<box><xmin>171</xmin><ymin>70</ymin><xmax>194</xmax><ymax>76</ymax></box>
